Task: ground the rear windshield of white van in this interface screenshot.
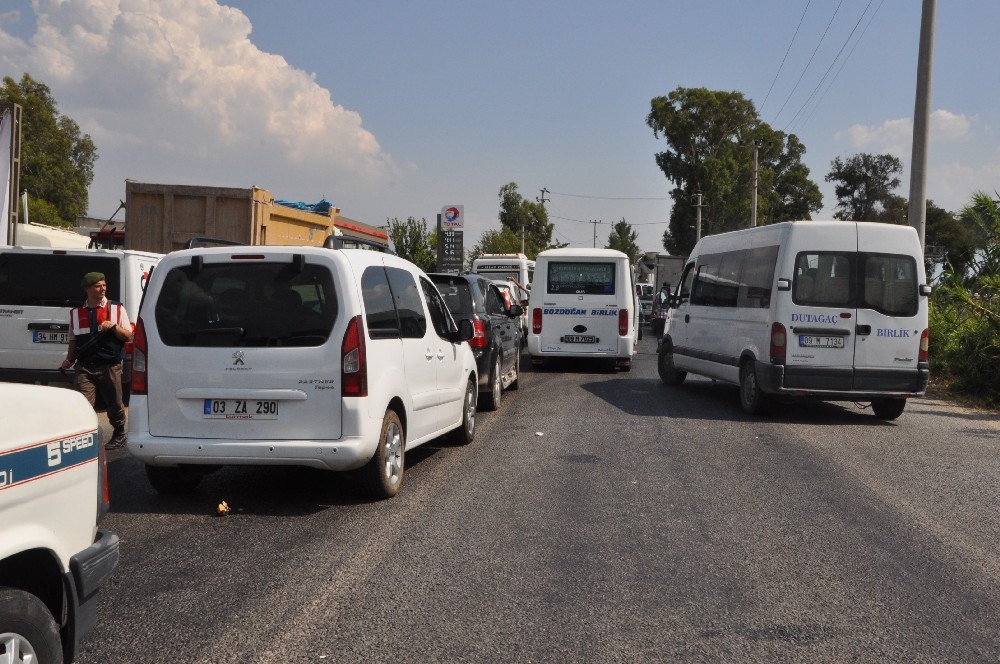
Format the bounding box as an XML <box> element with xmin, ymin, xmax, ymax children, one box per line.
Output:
<box><xmin>793</xmin><ymin>251</ymin><xmax>919</xmax><ymax>317</ymax></box>
<box><xmin>0</xmin><ymin>253</ymin><xmax>122</xmax><ymax>306</ymax></box>
<box><xmin>154</xmin><ymin>262</ymin><xmax>337</xmax><ymax>347</ymax></box>
<box><xmin>547</xmin><ymin>262</ymin><xmax>616</xmax><ymax>295</ymax></box>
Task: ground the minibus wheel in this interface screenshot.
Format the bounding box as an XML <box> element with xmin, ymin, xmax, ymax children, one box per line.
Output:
<box><xmin>739</xmin><ymin>361</ymin><xmax>770</xmax><ymax>415</ymax></box>
<box><xmin>657</xmin><ymin>343</ymin><xmax>686</xmax><ymax>385</ymax></box>
<box><xmin>871</xmin><ymin>397</ymin><xmax>906</xmax><ymax>420</ymax></box>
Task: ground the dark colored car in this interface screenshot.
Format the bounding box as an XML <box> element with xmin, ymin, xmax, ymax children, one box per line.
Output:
<box><xmin>429</xmin><ymin>273</ymin><xmax>523</xmax><ymax>411</ymax></box>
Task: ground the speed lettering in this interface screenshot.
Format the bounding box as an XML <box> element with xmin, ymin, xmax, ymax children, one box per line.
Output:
<box><xmin>46</xmin><ymin>433</ymin><xmax>95</xmax><ymax>467</ymax></box>
<box><xmin>0</xmin><ymin>468</ymin><xmax>9</xmax><ymax>487</ymax></box>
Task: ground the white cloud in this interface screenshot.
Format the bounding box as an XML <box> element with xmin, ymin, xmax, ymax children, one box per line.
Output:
<box><xmin>0</xmin><ymin>0</ymin><xmax>396</xmax><ymax>214</ymax></box>
<box><xmin>835</xmin><ymin>109</ymin><xmax>974</xmax><ymax>157</ymax></box>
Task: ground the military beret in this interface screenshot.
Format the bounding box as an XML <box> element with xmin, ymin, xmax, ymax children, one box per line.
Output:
<box><xmin>81</xmin><ymin>272</ymin><xmax>106</xmax><ymax>288</ymax></box>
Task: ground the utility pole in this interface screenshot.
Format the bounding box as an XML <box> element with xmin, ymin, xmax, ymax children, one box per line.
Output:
<box><xmin>908</xmin><ymin>0</ymin><xmax>936</xmax><ymax>251</ymax></box>
<box><xmin>590</xmin><ymin>219</ymin><xmax>602</xmax><ymax>248</ymax></box>
<box><xmin>751</xmin><ymin>143</ymin><xmax>760</xmax><ymax>228</ymax></box>
<box><xmin>691</xmin><ymin>192</ymin><xmax>707</xmax><ymax>243</ymax></box>
<box><xmin>531</xmin><ymin>188</ymin><xmax>549</xmax><ymax>255</ymax></box>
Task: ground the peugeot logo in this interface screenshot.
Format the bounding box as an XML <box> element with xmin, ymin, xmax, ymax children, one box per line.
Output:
<box><xmin>232</xmin><ymin>351</ymin><xmax>245</xmax><ymax>366</ymax></box>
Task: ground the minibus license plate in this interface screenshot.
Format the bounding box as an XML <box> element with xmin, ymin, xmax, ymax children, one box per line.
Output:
<box><xmin>203</xmin><ymin>399</ymin><xmax>279</xmax><ymax>419</ymax></box>
<box><xmin>563</xmin><ymin>335</ymin><xmax>596</xmax><ymax>343</ymax></box>
<box><xmin>33</xmin><ymin>331</ymin><xmax>67</xmax><ymax>343</ymax></box>
<box><xmin>799</xmin><ymin>335</ymin><xmax>844</xmax><ymax>349</ymax></box>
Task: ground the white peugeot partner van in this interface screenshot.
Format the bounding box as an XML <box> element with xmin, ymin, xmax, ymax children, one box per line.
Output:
<box><xmin>527</xmin><ymin>248</ymin><xmax>639</xmax><ymax>371</ymax></box>
<box><xmin>658</xmin><ymin>221</ymin><xmax>930</xmax><ymax>419</ymax></box>
<box><xmin>127</xmin><ymin>246</ymin><xmax>479</xmax><ymax>498</ymax></box>
<box><xmin>0</xmin><ymin>246</ymin><xmax>163</xmax><ymax>399</ymax></box>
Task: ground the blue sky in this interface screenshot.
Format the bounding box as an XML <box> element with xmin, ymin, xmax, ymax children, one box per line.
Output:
<box><xmin>2</xmin><ymin>0</ymin><xmax>998</xmax><ymax>253</ymax></box>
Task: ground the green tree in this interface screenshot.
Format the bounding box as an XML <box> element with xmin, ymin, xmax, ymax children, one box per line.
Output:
<box><xmin>955</xmin><ymin>191</ymin><xmax>1000</xmax><ymax>288</ymax></box>
<box><xmin>605</xmin><ymin>218</ymin><xmax>641</xmax><ymax>263</ymax></box>
<box><xmin>497</xmin><ymin>182</ymin><xmax>552</xmax><ymax>259</ymax></box>
<box><xmin>470</xmin><ymin>226</ymin><xmax>521</xmax><ymax>259</ymax></box>
<box><xmin>646</xmin><ymin>87</ymin><xmax>822</xmax><ymax>255</ymax></box>
<box><xmin>386</xmin><ymin>216</ymin><xmax>436</xmax><ymax>272</ymax></box>
<box><xmin>1</xmin><ymin>73</ymin><xmax>97</xmax><ymax>227</ymax></box>
<box><xmin>825</xmin><ymin>153</ymin><xmax>902</xmax><ymax>221</ymax></box>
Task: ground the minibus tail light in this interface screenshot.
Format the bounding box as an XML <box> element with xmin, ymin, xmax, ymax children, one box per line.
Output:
<box><xmin>131</xmin><ymin>318</ymin><xmax>148</xmax><ymax>395</ymax></box>
<box><xmin>769</xmin><ymin>322</ymin><xmax>787</xmax><ymax>363</ymax></box>
<box><xmin>618</xmin><ymin>309</ymin><xmax>629</xmax><ymax>336</ymax></box>
<box><xmin>342</xmin><ymin>315</ymin><xmax>368</xmax><ymax>397</ymax></box>
<box><xmin>918</xmin><ymin>328</ymin><xmax>929</xmax><ymax>362</ymax></box>
<box><xmin>532</xmin><ymin>308</ymin><xmax>542</xmax><ymax>334</ymax></box>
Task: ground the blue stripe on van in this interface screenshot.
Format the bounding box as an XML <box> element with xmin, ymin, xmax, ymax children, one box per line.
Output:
<box><xmin>0</xmin><ymin>430</ymin><xmax>99</xmax><ymax>490</ymax></box>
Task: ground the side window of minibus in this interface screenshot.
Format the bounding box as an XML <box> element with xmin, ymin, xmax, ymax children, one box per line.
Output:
<box><xmin>678</xmin><ymin>265</ymin><xmax>695</xmax><ymax>303</ymax></box>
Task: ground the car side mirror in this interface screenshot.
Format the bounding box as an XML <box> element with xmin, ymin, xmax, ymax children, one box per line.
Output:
<box><xmin>509</xmin><ymin>304</ymin><xmax>523</xmax><ymax>317</ymax></box>
<box><xmin>455</xmin><ymin>318</ymin><xmax>475</xmax><ymax>342</ymax></box>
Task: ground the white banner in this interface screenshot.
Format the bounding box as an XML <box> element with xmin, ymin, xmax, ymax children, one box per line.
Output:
<box><xmin>0</xmin><ymin>108</ymin><xmax>11</xmax><ymax>246</ymax></box>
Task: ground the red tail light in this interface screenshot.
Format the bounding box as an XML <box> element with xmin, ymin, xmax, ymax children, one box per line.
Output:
<box><xmin>769</xmin><ymin>322</ymin><xmax>787</xmax><ymax>362</ymax></box>
<box><xmin>131</xmin><ymin>318</ymin><xmax>148</xmax><ymax>395</ymax></box>
<box><xmin>97</xmin><ymin>433</ymin><xmax>111</xmax><ymax>521</ymax></box>
<box><xmin>532</xmin><ymin>308</ymin><xmax>542</xmax><ymax>334</ymax></box>
<box><xmin>341</xmin><ymin>315</ymin><xmax>368</xmax><ymax>396</ymax></box>
<box><xmin>618</xmin><ymin>309</ymin><xmax>629</xmax><ymax>336</ymax></box>
<box><xmin>469</xmin><ymin>319</ymin><xmax>488</xmax><ymax>348</ymax></box>
<box><xmin>918</xmin><ymin>328</ymin><xmax>929</xmax><ymax>362</ymax></box>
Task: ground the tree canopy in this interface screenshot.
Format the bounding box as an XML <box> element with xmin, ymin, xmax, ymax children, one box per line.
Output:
<box><xmin>825</xmin><ymin>153</ymin><xmax>903</xmax><ymax>221</ymax></box>
<box><xmin>605</xmin><ymin>218</ymin><xmax>641</xmax><ymax>263</ymax></box>
<box><xmin>470</xmin><ymin>226</ymin><xmax>522</xmax><ymax>259</ymax></box>
<box><xmin>386</xmin><ymin>216</ymin><xmax>436</xmax><ymax>272</ymax></box>
<box><xmin>497</xmin><ymin>182</ymin><xmax>552</xmax><ymax>259</ymax></box>
<box><xmin>646</xmin><ymin>87</ymin><xmax>822</xmax><ymax>255</ymax></box>
<box><xmin>1</xmin><ymin>73</ymin><xmax>97</xmax><ymax>227</ymax></box>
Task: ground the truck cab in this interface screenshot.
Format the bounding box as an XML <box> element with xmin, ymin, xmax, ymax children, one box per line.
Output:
<box><xmin>0</xmin><ymin>383</ymin><xmax>119</xmax><ymax>663</ymax></box>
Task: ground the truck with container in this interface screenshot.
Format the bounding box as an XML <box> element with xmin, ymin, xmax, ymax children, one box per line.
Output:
<box><xmin>124</xmin><ymin>181</ymin><xmax>391</xmax><ymax>254</ymax></box>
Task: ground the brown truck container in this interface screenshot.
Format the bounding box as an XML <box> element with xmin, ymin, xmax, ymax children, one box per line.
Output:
<box><xmin>124</xmin><ymin>181</ymin><xmax>390</xmax><ymax>253</ymax></box>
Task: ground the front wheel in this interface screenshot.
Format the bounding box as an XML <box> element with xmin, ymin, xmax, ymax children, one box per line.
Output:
<box><xmin>739</xmin><ymin>361</ymin><xmax>770</xmax><ymax>415</ymax></box>
<box><xmin>0</xmin><ymin>588</ymin><xmax>64</xmax><ymax>664</ymax></box>
<box><xmin>448</xmin><ymin>379</ymin><xmax>477</xmax><ymax>445</ymax></box>
<box><xmin>657</xmin><ymin>344</ymin><xmax>687</xmax><ymax>385</ymax></box>
<box><xmin>872</xmin><ymin>397</ymin><xmax>906</xmax><ymax>420</ymax></box>
<box><xmin>361</xmin><ymin>410</ymin><xmax>405</xmax><ymax>499</ymax></box>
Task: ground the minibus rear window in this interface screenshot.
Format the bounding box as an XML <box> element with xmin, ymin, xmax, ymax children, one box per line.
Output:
<box><xmin>547</xmin><ymin>262</ymin><xmax>615</xmax><ymax>295</ymax></box>
<box><xmin>0</xmin><ymin>253</ymin><xmax>121</xmax><ymax>306</ymax></box>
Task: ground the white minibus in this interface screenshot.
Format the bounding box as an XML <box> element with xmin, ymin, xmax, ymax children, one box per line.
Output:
<box><xmin>527</xmin><ymin>248</ymin><xmax>639</xmax><ymax>371</ymax></box>
<box><xmin>471</xmin><ymin>253</ymin><xmax>534</xmax><ymax>298</ymax></box>
<box><xmin>658</xmin><ymin>220</ymin><xmax>930</xmax><ymax>419</ymax></box>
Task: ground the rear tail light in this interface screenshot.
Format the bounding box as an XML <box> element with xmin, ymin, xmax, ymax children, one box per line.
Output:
<box><xmin>618</xmin><ymin>309</ymin><xmax>629</xmax><ymax>336</ymax></box>
<box><xmin>769</xmin><ymin>322</ymin><xmax>787</xmax><ymax>362</ymax></box>
<box><xmin>532</xmin><ymin>308</ymin><xmax>542</xmax><ymax>334</ymax></box>
<box><xmin>131</xmin><ymin>318</ymin><xmax>148</xmax><ymax>395</ymax></box>
<box><xmin>919</xmin><ymin>328</ymin><xmax>929</xmax><ymax>362</ymax></box>
<box><xmin>342</xmin><ymin>315</ymin><xmax>368</xmax><ymax>397</ymax></box>
<box><xmin>97</xmin><ymin>434</ymin><xmax>111</xmax><ymax>521</ymax></box>
<box><xmin>469</xmin><ymin>319</ymin><xmax>488</xmax><ymax>348</ymax></box>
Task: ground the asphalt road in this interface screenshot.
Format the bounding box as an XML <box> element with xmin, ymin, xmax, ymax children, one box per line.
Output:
<box><xmin>81</xmin><ymin>333</ymin><xmax>1000</xmax><ymax>663</ymax></box>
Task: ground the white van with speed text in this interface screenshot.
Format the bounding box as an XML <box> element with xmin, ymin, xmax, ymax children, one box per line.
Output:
<box><xmin>658</xmin><ymin>220</ymin><xmax>930</xmax><ymax>419</ymax></box>
<box><xmin>527</xmin><ymin>248</ymin><xmax>639</xmax><ymax>371</ymax></box>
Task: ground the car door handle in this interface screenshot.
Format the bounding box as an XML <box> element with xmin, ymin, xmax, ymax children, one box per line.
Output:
<box><xmin>425</xmin><ymin>348</ymin><xmax>434</xmax><ymax>360</ymax></box>
<box><xmin>685</xmin><ymin>314</ymin><xmax>690</xmax><ymax>323</ymax></box>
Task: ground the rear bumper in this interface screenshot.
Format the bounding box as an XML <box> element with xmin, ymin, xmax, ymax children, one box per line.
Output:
<box><xmin>126</xmin><ymin>433</ymin><xmax>378</xmax><ymax>471</ymax></box>
<box><xmin>63</xmin><ymin>529</ymin><xmax>120</xmax><ymax>662</ymax></box>
<box><xmin>0</xmin><ymin>367</ymin><xmax>74</xmax><ymax>385</ymax></box>
<box><xmin>756</xmin><ymin>360</ymin><xmax>930</xmax><ymax>399</ymax></box>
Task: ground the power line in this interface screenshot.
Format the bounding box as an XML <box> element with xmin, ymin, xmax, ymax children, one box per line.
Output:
<box><xmin>547</xmin><ymin>190</ymin><xmax>669</xmax><ymax>201</ymax></box>
<box><xmin>770</xmin><ymin>0</ymin><xmax>844</xmax><ymax>126</ymax></box>
<box><xmin>784</xmin><ymin>0</ymin><xmax>877</xmax><ymax>133</ymax></box>
<box><xmin>759</xmin><ymin>0</ymin><xmax>811</xmax><ymax>114</ymax></box>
